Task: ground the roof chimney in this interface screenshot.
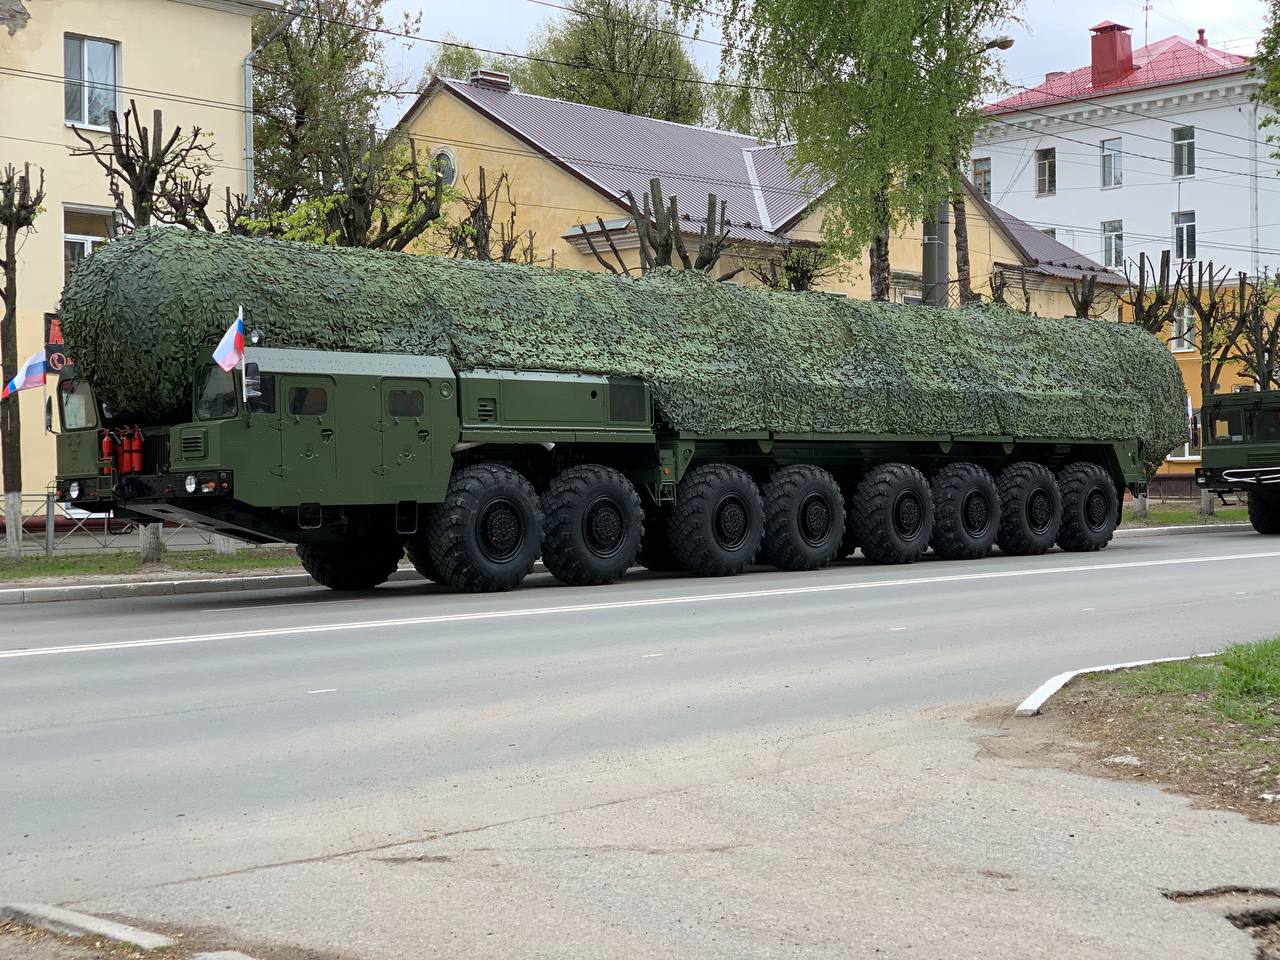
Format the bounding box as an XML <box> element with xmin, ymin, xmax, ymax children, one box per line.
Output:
<box><xmin>1196</xmin><ymin>28</ymin><xmax>1208</xmax><ymax>47</ymax></box>
<box><xmin>468</xmin><ymin>69</ymin><xmax>512</xmax><ymax>92</ymax></box>
<box><xmin>1045</xmin><ymin>71</ymin><xmax>1066</xmax><ymax>83</ymax></box>
<box><xmin>1089</xmin><ymin>21</ymin><xmax>1134</xmax><ymax>88</ymax></box>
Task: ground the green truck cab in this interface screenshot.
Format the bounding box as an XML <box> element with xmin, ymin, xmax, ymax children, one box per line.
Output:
<box><xmin>56</xmin><ymin>344</ymin><xmax>1147</xmax><ymax>594</ymax></box>
<box><xmin>1197</xmin><ymin>390</ymin><xmax>1280</xmax><ymax>534</ymax></box>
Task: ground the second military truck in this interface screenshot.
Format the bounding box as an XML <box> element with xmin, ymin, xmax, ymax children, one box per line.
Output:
<box><xmin>54</xmin><ymin>229</ymin><xmax>1188</xmax><ymax>593</ymax></box>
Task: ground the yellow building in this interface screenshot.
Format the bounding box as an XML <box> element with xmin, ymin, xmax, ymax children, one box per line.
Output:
<box><xmin>399</xmin><ymin>73</ymin><xmax>1126</xmax><ymax>314</ymax></box>
<box><xmin>1</xmin><ymin>0</ymin><xmax>278</xmax><ymax>493</ymax></box>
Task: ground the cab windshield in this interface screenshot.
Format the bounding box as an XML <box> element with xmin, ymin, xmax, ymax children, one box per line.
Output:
<box><xmin>57</xmin><ymin>379</ymin><xmax>98</xmax><ymax>431</ymax></box>
<box><xmin>195</xmin><ymin>366</ymin><xmax>238</xmax><ymax>420</ymax></box>
<box><xmin>1253</xmin><ymin>408</ymin><xmax>1280</xmax><ymax>443</ymax></box>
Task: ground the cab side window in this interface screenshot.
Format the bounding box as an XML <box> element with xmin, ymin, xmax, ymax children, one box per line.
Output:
<box><xmin>387</xmin><ymin>389</ymin><xmax>424</xmax><ymax>418</ymax></box>
<box><xmin>245</xmin><ymin>364</ymin><xmax>276</xmax><ymax>415</ymax></box>
<box><xmin>287</xmin><ymin>386</ymin><xmax>328</xmax><ymax>417</ymax></box>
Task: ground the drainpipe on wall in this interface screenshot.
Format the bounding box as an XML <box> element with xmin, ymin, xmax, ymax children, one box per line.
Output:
<box><xmin>244</xmin><ymin>2</ymin><xmax>304</xmax><ymax>207</ymax></box>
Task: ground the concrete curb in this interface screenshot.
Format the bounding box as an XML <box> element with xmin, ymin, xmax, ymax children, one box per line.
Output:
<box><xmin>0</xmin><ymin>902</ymin><xmax>175</xmax><ymax>951</ymax></box>
<box><xmin>1013</xmin><ymin>651</ymin><xmax>1219</xmax><ymax>717</ymax></box>
<box><xmin>1114</xmin><ymin>522</ymin><xmax>1250</xmax><ymax>538</ymax></box>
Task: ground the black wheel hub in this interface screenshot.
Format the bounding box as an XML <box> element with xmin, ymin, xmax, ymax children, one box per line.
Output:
<box><xmin>582</xmin><ymin>497</ymin><xmax>626</xmax><ymax>558</ymax></box>
<box><xmin>1027</xmin><ymin>489</ymin><xmax>1053</xmax><ymax>534</ymax></box>
<box><xmin>893</xmin><ymin>492</ymin><xmax>924</xmax><ymax>542</ymax></box>
<box><xmin>478</xmin><ymin>499</ymin><xmax>524</xmax><ymax>562</ymax></box>
<box><xmin>798</xmin><ymin>492</ymin><xmax>833</xmax><ymax>546</ymax></box>
<box><xmin>961</xmin><ymin>490</ymin><xmax>991</xmax><ymax>537</ymax></box>
<box><xmin>1084</xmin><ymin>489</ymin><xmax>1109</xmax><ymax>532</ymax></box>
<box><xmin>714</xmin><ymin>494</ymin><xmax>750</xmax><ymax>549</ymax></box>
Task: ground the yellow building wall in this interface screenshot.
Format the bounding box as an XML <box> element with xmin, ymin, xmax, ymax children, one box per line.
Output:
<box><xmin>1</xmin><ymin>0</ymin><xmax>261</xmax><ymax>492</ymax></box>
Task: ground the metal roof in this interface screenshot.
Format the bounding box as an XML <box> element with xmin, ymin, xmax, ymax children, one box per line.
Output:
<box><xmin>986</xmin><ymin>32</ymin><xmax>1249</xmax><ymax>115</ymax></box>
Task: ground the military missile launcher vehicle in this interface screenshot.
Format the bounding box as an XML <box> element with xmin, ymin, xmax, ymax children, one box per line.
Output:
<box><xmin>54</xmin><ymin>229</ymin><xmax>1187</xmax><ymax>592</ymax></box>
<box><xmin>1197</xmin><ymin>390</ymin><xmax>1280</xmax><ymax>535</ymax></box>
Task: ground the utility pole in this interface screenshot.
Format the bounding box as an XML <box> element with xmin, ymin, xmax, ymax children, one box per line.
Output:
<box><xmin>921</xmin><ymin>200</ymin><xmax>950</xmax><ymax>307</ymax></box>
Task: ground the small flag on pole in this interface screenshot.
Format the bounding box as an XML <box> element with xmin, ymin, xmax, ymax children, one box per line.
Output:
<box><xmin>213</xmin><ymin>306</ymin><xmax>245</xmax><ymax>373</ymax></box>
<box><xmin>1</xmin><ymin>350</ymin><xmax>46</xmax><ymax>400</ymax></box>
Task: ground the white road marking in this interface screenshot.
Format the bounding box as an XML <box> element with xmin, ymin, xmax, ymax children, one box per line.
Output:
<box><xmin>307</xmin><ymin>688</ymin><xmax>337</xmax><ymax>694</ymax></box>
<box><xmin>641</xmin><ymin>653</ymin><xmax>664</xmax><ymax>658</ymax></box>
<box><xmin>5</xmin><ymin>549</ymin><xmax>1280</xmax><ymax>662</ymax></box>
<box><xmin>1082</xmin><ymin>607</ymin><xmax>1096</xmax><ymax>612</ymax></box>
<box><xmin>890</xmin><ymin>627</ymin><xmax>908</xmax><ymax>632</ymax></box>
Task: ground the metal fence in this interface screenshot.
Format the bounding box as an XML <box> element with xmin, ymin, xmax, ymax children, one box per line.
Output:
<box><xmin>1</xmin><ymin>491</ymin><xmax>216</xmax><ymax>558</ymax></box>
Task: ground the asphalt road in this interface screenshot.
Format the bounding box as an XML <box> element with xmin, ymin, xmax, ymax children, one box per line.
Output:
<box><xmin>2</xmin><ymin>528</ymin><xmax>1278</xmax><ymax>958</ymax></box>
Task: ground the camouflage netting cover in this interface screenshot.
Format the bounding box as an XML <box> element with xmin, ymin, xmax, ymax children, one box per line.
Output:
<box><xmin>61</xmin><ymin>228</ymin><xmax>1188</xmax><ymax>463</ymax></box>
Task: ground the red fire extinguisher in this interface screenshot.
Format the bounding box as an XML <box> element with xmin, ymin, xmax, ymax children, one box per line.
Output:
<box><xmin>124</xmin><ymin>427</ymin><xmax>143</xmax><ymax>474</ymax></box>
<box><xmin>100</xmin><ymin>429</ymin><xmax>117</xmax><ymax>476</ymax></box>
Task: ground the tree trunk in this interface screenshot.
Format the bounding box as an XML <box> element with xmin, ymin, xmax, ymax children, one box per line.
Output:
<box><xmin>1</xmin><ymin>224</ymin><xmax>21</xmax><ymax>510</ymax></box>
<box><xmin>213</xmin><ymin>533</ymin><xmax>239</xmax><ymax>556</ymax></box>
<box><xmin>139</xmin><ymin>522</ymin><xmax>164</xmax><ymax>564</ymax></box>
<box><xmin>1199</xmin><ymin>487</ymin><xmax>1217</xmax><ymax>517</ymax></box>
<box><xmin>869</xmin><ymin>185</ymin><xmax>891</xmax><ymax>302</ymax></box>
<box><xmin>1130</xmin><ymin>493</ymin><xmax>1149</xmax><ymax>519</ymax></box>
<box><xmin>4</xmin><ymin>490</ymin><xmax>20</xmax><ymax>560</ymax></box>
<box><xmin>952</xmin><ymin>192</ymin><xmax>975</xmax><ymax>304</ymax></box>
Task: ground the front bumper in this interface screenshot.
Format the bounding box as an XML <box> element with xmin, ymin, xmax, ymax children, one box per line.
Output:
<box><xmin>1196</xmin><ymin>465</ymin><xmax>1280</xmax><ymax>491</ymax></box>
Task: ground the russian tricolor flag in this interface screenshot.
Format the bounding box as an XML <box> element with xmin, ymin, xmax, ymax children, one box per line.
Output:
<box><xmin>212</xmin><ymin>306</ymin><xmax>245</xmax><ymax>372</ymax></box>
<box><xmin>1</xmin><ymin>350</ymin><xmax>46</xmax><ymax>400</ymax></box>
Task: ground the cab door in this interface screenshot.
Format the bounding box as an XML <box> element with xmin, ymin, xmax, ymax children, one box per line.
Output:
<box><xmin>379</xmin><ymin>379</ymin><xmax>432</xmax><ymax>497</ymax></box>
<box><xmin>279</xmin><ymin>375</ymin><xmax>337</xmax><ymax>499</ymax></box>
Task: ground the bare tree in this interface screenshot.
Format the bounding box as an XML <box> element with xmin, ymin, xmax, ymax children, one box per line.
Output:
<box><xmin>0</xmin><ymin>163</ymin><xmax>45</xmax><ymax>559</ymax></box>
<box><xmin>1231</xmin><ymin>271</ymin><xmax>1280</xmax><ymax>391</ymax></box>
<box><xmin>1065</xmin><ymin>274</ymin><xmax>1116</xmax><ymax>319</ymax></box>
<box><xmin>71</xmin><ymin>101</ymin><xmax>218</xmax><ymax>232</ymax></box>
<box><xmin>1120</xmin><ymin>251</ymin><xmax>1183</xmax><ymax>334</ymax></box>
<box><xmin>750</xmin><ymin>245</ymin><xmax>838</xmax><ymax>292</ymax></box>
<box><xmin>446</xmin><ymin>166</ymin><xmax>534</xmax><ymax>263</ymax></box>
<box><xmin>326</xmin><ymin>126</ymin><xmax>445</xmax><ymax>251</ymax></box>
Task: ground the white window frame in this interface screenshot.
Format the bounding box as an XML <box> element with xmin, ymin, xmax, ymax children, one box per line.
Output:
<box><xmin>1172</xmin><ymin>126</ymin><xmax>1195</xmax><ymax>179</ymax></box>
<box><xmin>1173</xmin><ymin>210</ymin><xmax>1196</xmax><ymax>260</ymax></box>
<box><xmin>431</xmin><ymin>146</ymin><xmax>458</xmax><ymax>187</ymax></box>
<box><xmin>971</xmin><ymin>157</ymin><xmax>991</xmax><ymax>200</ymax></box>
<box><xmin>63</xmin><ymin>204</ymin><xmax>115</xmax><ymax>281</ymax></box>
<box><xmin>64</xmin><ymin>34</ymin><xmax>120</xmax><ymax>131</ymax></box>
<box><xmin>1170</xmin><ymin>303</ymin><xmax>1197</xmax><ymax>353</ymax></box>
<box><xmin>1101</xmin><ymin>220</ymin><xmax>1123</xmax><ymax>268</ymax></box>
<box><xmin>1035</xmin><ymin>148</ymin><xmax>1056</xmax><ymax>196</ymax></box>
<box><xmin>1167</xmin><ymin>407</ymin><xmax>1202</xmax><ymax>462</ymax></box>
<box><xmin>1100</xmin><ymin>138</ymin><xmax>1122</xmax><ymax>188</ymax></box>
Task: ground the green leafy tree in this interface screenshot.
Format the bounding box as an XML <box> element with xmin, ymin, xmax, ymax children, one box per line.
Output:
<box><xmin>683</xmin><ymin>0</ymin><xmax>1018</xmax><ymax>298</ymax></box>
<box><xmin>251</xmin><ymin>0</ymin><xmax>420</xmax><ymax>211</ymax></box>
<box><xmin>520</xmin><ymin>0</ymin><xmax>706</xmax><ymax>123</ymax></box>
<box><xmin>1255</xmin><ymin>0</ymin><xmax>1280</xmax><ymax>151</ymax></box>
<box><xmin>420</xmin><ymin>34</ymin><xmax>528</xmax><ymax>86</ymax></box>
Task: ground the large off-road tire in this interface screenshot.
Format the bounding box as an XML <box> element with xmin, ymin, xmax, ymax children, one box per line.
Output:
<box><xmin>404</xmin><ymin>535</ymin><xmax>441</xmax><ymax>582</ymax></box>
<box><xmin>541</xmin><ymin>464</ymin><xmax>644</xmax><ymax>586</ymax></box>
<box><xmin>835</xmin><ymin>482</ymin><xmax>858</xmax><ymax>559</ymax></box>
<box><xmin>1056</xmin><ymin>462</ymin><xmax>1119</xmax><ymax>552</ymax></box>
<box><xmin>297</xmin><ymin>538</ymin><xmax>402</xmax><ymax>591</ymax></box>
<box><xmin>996</xmin><ymin>461</ymin><xmax>1062</xmax><ymax>556</ymax></box>
<box><xmin>637</xmin><ymin>501</ymin><xmax>681</xmax><ymax>572</ymax></box>
<box><xmin>1248</xmin><ymin>488</ymin><xmax>1280</xmax><ymax>534</ymax></box>
<box><xmin>426</xmin><ymin>464</ymin><xmax>543</xmax><ymax>592</ymax></box>
<box><xmin>930</xmin><ymin>462</ymin><xmax>999</xmax><ymax>561</ymax></box>
<box><xmin>851</xmin><ymin>463</ymin><xmax>934</xmax><ymax>565</ymax></box>
<box><xmin>761</xmin><ymin>465</ymin><xmax>845</xmax><ymax>571</ymax></box>
<box><xmin>668</xmin><ymin>463</ymin><xmax>764</xmax><ymax>577</ymax></box>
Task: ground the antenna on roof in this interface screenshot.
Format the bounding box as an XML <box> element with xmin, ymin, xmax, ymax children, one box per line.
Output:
<box><xmin>1142</xmin><ymin>0</ymin><xmax>1150</xmax><ymax>48</ymax></box>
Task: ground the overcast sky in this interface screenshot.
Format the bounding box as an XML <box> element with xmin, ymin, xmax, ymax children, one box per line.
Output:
<box><xmin>378</xmin><ymin>0</ymin><xmax>1267</xmax><ymax>124</ymax></box>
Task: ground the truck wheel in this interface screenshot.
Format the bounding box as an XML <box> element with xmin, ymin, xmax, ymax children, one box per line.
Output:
<box><xmin>404</xmin><ymin>536</ymin><xmax>441</xmax><ymax>583</ymax></box>
<box><xmin>761</xmin><ymin>465</ymin><xmax>845</xmax><ymax>571</ymax></box>
<box><xmin>997</xmin><ymin>462</ymin><xmax>1062</xmax><ymax>555</ymax></box>
<box><xmin>836</xmin><ymin>482</ymin><xmax>858</xmax><ymax>559</ymax></box>
<box><xmin>1056</xmin><ymin>462</ymin><xmax>1119</xmax><ymax>552</ymax></box>
<box><xmin>668</xmin><ymin>463</ymin><xmax>764</xmax><ymax>577</ymax></box>
<box><xmin>637</xmin><ymin>502</ymin><xmax>681</xmax><ymax>572</ymax></box>
<box><xmin>297</xmin><ymin>539</ymin><xmax>402</xmax><ymax>591</ymax></box>
<box><xmin>541</xmin><ymin>464</ymin><xmax>644</xmax><ymax>586</ymax></box>
<box><xmin>851</xmin><ymin>463</ymin><xmax>934</xmax><ymax>564</ymax></box>
<box><xmin>426</xmin><ymin>464</ymin><xmax>542</xmax><ymax>592</ymax></box>
<box><xmin>1248</xmin><ymin>489</ymin><xmax>1280</xmax><ymax>534</ymax></box>
<box><xmin>930</xmin><ymin>463</ymin><xmax>999</xmax><ymax>560</ymax></box>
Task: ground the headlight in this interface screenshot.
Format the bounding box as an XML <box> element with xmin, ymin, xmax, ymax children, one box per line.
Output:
<box><xmin>184</xmin><ymin>474</ymin><xmax>197</xmax><ymax>494</ymax></box>
<box><xmin>68</xmin><ymin>481</ymin><xmax>82</xmax><ymax>499</ymax></box>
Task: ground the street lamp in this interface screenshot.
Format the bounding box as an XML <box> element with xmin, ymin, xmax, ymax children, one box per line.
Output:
<box><xmin>982</xmin><ymin>36</ymin><xmax>1016</xmax><ymax>52</ymax></box>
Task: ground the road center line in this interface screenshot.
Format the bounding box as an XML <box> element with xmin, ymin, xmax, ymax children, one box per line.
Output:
<box><xmin>4</xmin><ymin>549</ymin><xmax>1279</xmax><ymax>661</ymax></box>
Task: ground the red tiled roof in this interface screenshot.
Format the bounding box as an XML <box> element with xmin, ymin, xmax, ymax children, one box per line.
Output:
<box><xmin>986</xmin><ymin>33</ymin><xmax>1249</xmax><ymax>115</ymax></box>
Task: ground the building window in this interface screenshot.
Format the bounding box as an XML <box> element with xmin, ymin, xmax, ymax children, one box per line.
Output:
<box><xmin>1172</xmin><ymin>126</ymin><xmax>1196</xmax><ymax>178</ymax></box>
<box><xmin>432</xmin><ymin>147</ymin><xmax>457</xmax><ymax>187</ymax></box>
<box><xmin>1170</xmin><ymin>303</ymin><xmax>1197</xmax><ymax>352</ymax></box>
<box><xmin>1101</xmin><ymin>220</ymin><xmax>1123</xmax><ymax>268</ymax></box>
<box><xmin>1174</xmin><ymin>210</ymin><xmax>1196</xmax><ymax>260</ymax></box>
<box><xmin>972</xmin><ymin>157</ymin><xmax>991</xmax><ymax>199</ymax></box>
<box><xmin>64</xmin><ymin>35</ymin><xmax>118</xmax><ymax>128</ymax></box>
<box><xmin>63</xmin><ymin>209</ymin><xmax>113</xmax><ymax>281</ymax></box>
<box><xmin>1035</xmin><ymin>148</ymin><xmax>1056</xmax><ymax>196</ymax></box>
<box><xmin>1100</xmin><ymin>137</ymin><xmax>1122</xmax><ymax>187</ymax></box>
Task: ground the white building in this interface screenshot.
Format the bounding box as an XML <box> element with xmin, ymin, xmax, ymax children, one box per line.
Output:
<box><xmin>972</xmin><ymin>21</ymin><xmax>1269</xmax><ymax>290</ymax></box>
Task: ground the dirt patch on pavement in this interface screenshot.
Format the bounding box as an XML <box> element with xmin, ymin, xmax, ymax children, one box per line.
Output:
<box><xmin>0</xmin><ymin>920</ymin><xmax>181</xmax><ymax>960</ymax></box>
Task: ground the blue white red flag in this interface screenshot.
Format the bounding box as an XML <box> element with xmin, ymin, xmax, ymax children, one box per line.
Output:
<box><xmin>1</xmin><ymin>349</ymin><xmax>46</xmax><ymax>400</ymax></box>
<box><xmin>212</xmin><ymin>306</ymin><xmax>245</xmax><ymax>372</ymax></box>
